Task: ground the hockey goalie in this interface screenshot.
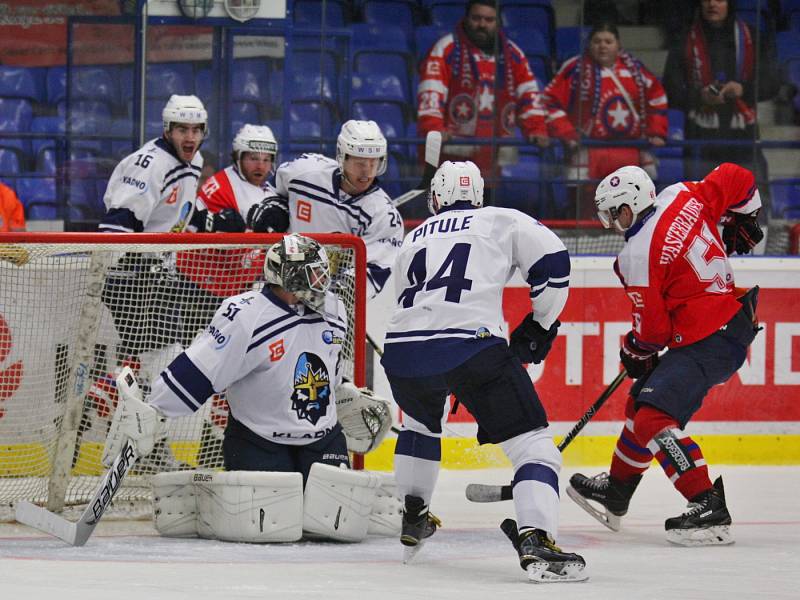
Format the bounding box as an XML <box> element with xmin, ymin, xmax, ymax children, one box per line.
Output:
<box><xmin>102</xmin><ymin>234</ymin><xmax>398</xmax><ymax>543</ymax></box>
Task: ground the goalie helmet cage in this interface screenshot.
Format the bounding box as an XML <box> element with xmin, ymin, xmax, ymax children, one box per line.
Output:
<box><xmin>0</xmin><ymin>232</ymin><xmax>366</xmax><ymax>522</ymax></box>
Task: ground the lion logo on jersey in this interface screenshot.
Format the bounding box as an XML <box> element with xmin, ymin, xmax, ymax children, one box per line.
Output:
<box><xmin>290</xmin><ymin>352</ymin><xmax>331</xmax><ymax>425</ymax></box>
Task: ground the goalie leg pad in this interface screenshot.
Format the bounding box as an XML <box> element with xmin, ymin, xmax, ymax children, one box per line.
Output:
<box><xmin>303</xmin><ymin>463</ymin><xmax>380</xmax><ymax>542</ymax></box>
<box><xmin>195</xmin><ymin>471</ymin><xmax>303</xmax><ymax>543</ymax></box>
<box><xmin>368</xmin><ymin>472</ymin><xmax>402</xmax><ymax>537</ymax></box>
<box><xmin>152</xmin><ymin>470</ymin><xmax>198</xmax><ymax>537</ymax></box>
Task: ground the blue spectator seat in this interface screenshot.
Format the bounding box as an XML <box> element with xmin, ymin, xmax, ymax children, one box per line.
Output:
<box><xmin>353</xmin><ymin>53</ymin><xmax>411</xmax><ymax>99</ymax></box>
<box><xmin>290</xmin><ymin>101</ymin><xmax>336</xmax><ymax>137</ymax></box>
<box><xmin>351</xmin><ymin>100</ymin><xmax>410</xmax><ymax>161</ymax></box>
<box><xmin>195</xmin><ymin>68</ymin><xmax>213</xmax><ymax>104</ymax></box>
<box><xmin>17</xmin><ymin>177</ymin><xmax>57</xmax><ymax>219</ymax></box>
<box><xmin>415</xmin><ymin>25</ymin><xmax>448</xmax><ymax>61</ymax></box>
<box><xmin>146</xmin><ymin>63</ymin><xmax>194</xmax><ymax>98</ymax></box>
<box><xmin>292</xmin><ymin>0</ymin><xmax>348</xmax><ymax>26</ymax></box>
<box><xmin>0</xmin><ymin>148</ymin><xmax>20</xmax><ymax>174</ymax></box>
<box><xmin>68</xmin><ymin>179</ymin><xmax>101</xmax><ymax>220</ymax></box>
<box><xmin>110</xmin><ymin>118</ymin><xmax>135</xmax><ymax>159</ymax></box>
<box><xmin>654</xmin><ymin>108</ymin><xmax>685</xmax><ymax>160</ymax></box>
<box><xmin>657</xmin><ymin>158</ymin><xmax>684</xmax><ymax>187</ymax></box>
<box><xmin>500</xmin><ymin>2</ymin><xmax>555</xmax><ymax>54</ymax></box>
<box><xmin>46</xmin><ymin>66</ymin><xmax>67</xmax><ymax>105</ymax></box>
<box><xmin>0</xmin><ymin>98</ymin><xmax>33</xmax><ymax>158</ymax></box>
<box><xmin>230</xmin><ymin>101</ymin><xmax>261</xmax><ymax>124</ymax></box>
<box><xmin>776</xmin><ymin>31</ymin><xmax>800</xmax><ymax>64</ymax></box>
<box><xmin>736</xmin><ymin>0</ymin><xmax>773</xmax><ymax>32</ymax></box>
<box><xmin>770</xmin><ymin>179</ymin><xmax>800</xmax><ymax>219</ymax></box>
<box><xmin>0</xmin><ymin>67</ymin><xmax>40</xmax><ymax>103</ymax></box>
<box><xmin>232</xmin><ymin>61</ymin><xmax>267</xmax><ymax>104</ymax></box>
<box><xmin>361</xmin><ymin>0</ymin><xmax>416</xmax><ymax>32</ymax></box>
<box><xmin>290</xmin><ymin>72</ymin><xmax>337</xmax><ymax>102</ymax></box>
<box><xmin>380</xmin><ymin>151</ymin><xmax>404</xmax><ymax>198</ymax></box>
<box><xmin>351</xmin><ymin>73</ymin><xmax>407</xmax><ymax>103</ymax></box>
<box><xmin>72</xmin><ymin>66</ymin><xmax>120</xmax><ymax>106</ymax></box>
<box><xmin>351</xmin><ymin>24</ymin><xmax>412</xmax><ymax>54</ymax></box>
<box><xmin>555</xmin><ymin>26</ymin><xmax>588</xmax><ymax>67</ymax></box>
<box><xmin>429</xmin><ymin>1</ymin><xmax>465</xmax><ymax>29</ymax></box>
<box><xmin>35</xmin><ymin>148</ymin><xmax>57</xmax><ymax>175</ymax></box>
<box><xmin>497</xmin><ymin>154</ymin><xmax>545</xmax><ymax>215</ymax></box>
<box><xmin>97</xmin><ymin>179</ymin><xmax>108</xmax><ymax>205</ymax></box>
<box><xmin>506</xmin><ymin>27</ymin><xmax>551</xmax><ymax>83</ymax></box>
<box><xmin>30</xmin><ymin>115</ymin><xmax>65</xmax><ymax>162</ymax></box>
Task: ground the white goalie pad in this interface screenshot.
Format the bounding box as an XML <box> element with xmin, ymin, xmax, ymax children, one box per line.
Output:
<box><xmin>368</xmin><ymin>472</ymin><xmax>402</xmax><ymax>537</ymax></box>
<box><xmin>195</xmin><ymin>471</ymin><xmax>304</xmax><ymax>543</ymax></box>
<box><xmin>152</xmin><ymin>470</ymin><xmax>198</xmax><ymax>537</ymax></box>
<box><xmin>335</xmin><ymin>382</ymin><xmax>393</xmax><ymax>453</ymax></box>
<box><xmin>303</xmin><ymin>463</ymin><xmax>380</xmax><ymax>542</ymax></box>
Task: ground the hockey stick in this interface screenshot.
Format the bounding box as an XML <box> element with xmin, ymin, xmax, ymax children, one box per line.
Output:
<box><xmin>392</xmin><ymin>130</ymin><xmax>442</xmax><ymax>208</ymax></box>
<box><xmin>15</xmin><ymin>438</ymin><xmax>140</xmax><ymax>546</ymax></box>
<box><xmin>465</xmin><ymin>370</ymin><xmax>627</xmax><ymax>503</ymax></box>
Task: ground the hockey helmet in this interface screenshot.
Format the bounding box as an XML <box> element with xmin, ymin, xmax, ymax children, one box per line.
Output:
<box><xmin>336</xmin><ymin>120</ymin><xmax>387</xmax><ymax>176</ymax></box>
<box><xmin>162</xmin><ymin>94</ymin><xmax>208</xmax><ymax>137</ymax></box>
<box><xmin>428</xmin><ymin>160</ymin><xmax>484</xmax><ymax>215</ymax></box>
<box><xmin>264</xmin><ymin>234</ymin><xmax>331</xmax><ymax>311</ymax></box>
<box><xmin>232</xmin><ymin>123</ymin><xmax>278</xmax><ymax>173</ymax></box>
<box><xmin>594</xmin><ymin>165</ymin><xmax>656</xmax><ymax>231</ymax></box>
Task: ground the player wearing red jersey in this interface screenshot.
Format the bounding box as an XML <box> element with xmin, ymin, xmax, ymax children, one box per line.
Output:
<box><xmin>568</xmin><ymin>163</ymin><xmax>763</xmax><ymax>546</ymax></box>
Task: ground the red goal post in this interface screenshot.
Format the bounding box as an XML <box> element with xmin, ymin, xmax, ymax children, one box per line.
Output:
<box><xmin>0</xmin><ymin>232</ymin><xmax>366</xmax><ymax>521</ymax></box>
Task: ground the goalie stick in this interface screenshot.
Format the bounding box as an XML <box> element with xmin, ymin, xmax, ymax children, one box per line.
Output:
<box><xmin>392</xmin><ymin>130</ymin><xmax>442</xmax><ymax>208</ymax></box>
<box><xmin>15</xmin><ymin>438</ymin><xmax>140</xmax><ymax>546</ymax></box>
<box><xmin>465</xmin><ymin>370</ymin><xmax>627</xmax><ymax>503</ymax></box>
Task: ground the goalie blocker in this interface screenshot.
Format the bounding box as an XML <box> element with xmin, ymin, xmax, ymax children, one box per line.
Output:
<box><xmin>152</xmin><ymin>464</ymin><xmax>402</xmax><ymax>542</ymax></box>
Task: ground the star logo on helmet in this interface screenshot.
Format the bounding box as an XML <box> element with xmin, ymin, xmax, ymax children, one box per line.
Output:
<box><xmin>610</xmin><ymin>176</ymin><xmax>620</xmax><ymax>187</ymax></box>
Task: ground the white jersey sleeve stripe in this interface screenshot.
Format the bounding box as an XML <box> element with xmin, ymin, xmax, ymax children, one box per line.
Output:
<box><xmin>247</xmin><ymin>316</ymin><xmax>326</xmax><ymax>353</ymax></box>
<box><xmin>288</xmin><ymin>185</ymin><xmax>372</xmax><ymax>229</ymax></box>
<box><xmin>160</xmin><ymin>369</ymin><xmax>203</xmax><ymax>412</ymax></box>
<box><xmin>251</xmin><ymin>311</ymin><xmax>297</xmax><ymax>338</ymax></box>
<box><xmin>164</xmin><ymin>352</ymin><xmax>214</xmax><ymax>406</ymax></box>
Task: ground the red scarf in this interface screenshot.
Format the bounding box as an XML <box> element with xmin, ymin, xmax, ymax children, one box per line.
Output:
<box><xmin>448</xmin><ymin>19</ymin><xmax>516</xmax><ymax>136</ymax></box>
<box><xmin>685</xmin><ymin>18</ymin><xmax>756</xmax><ymax>126</ymax></box>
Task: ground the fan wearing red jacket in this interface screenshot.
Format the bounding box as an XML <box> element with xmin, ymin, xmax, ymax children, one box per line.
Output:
<box><xmin>543</xmin><ymin>23</ymin><xmax>667</xmax><ymax>217</ymax></box>
<box><xmin>416</xmin><ymin>0</ymin><xmax>548</xmax><ymax>175</ymax></box>
<box><xmin>567</xmin><ymin>163</ymin><xmax>763</xmax><ymax>547</ymax></box>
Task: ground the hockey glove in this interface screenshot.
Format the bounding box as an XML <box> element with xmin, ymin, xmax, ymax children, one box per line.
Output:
<box><xmin>247</xmin><ymin>198</ymin><xmax>290</xmax><ymax>233</ymax></box>
<box><xmin>509</xmin><ymin>315</ymin><xmax>560</xmax><ymax>364</ymax></box>
<box><xmin>189</xmin><ymin>208</ymin><xmax>246</xmax><ymax>233</ymax></box>
<box><xmin>721</xmin><ymin>210</ymin><xmax>763</xmax><ymax>256</ymax></box>
<box><xmin>620</xmin><ymin>331</ymin><xmax>659</xmax><ymax>379</ymax></box>
<box><xmin>335</xmin><ymin>382</ymin><xmax>393</xmax><ymax>454</ymax></box>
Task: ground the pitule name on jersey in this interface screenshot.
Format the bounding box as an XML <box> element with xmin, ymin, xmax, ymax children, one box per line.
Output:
<box><xmin>122</xmin><ymin>175</ymin><xmax>146</xmax><ymax>190</ymax></box>
<box><xmin>272</xmin><ymin>427</ymin><xmax>333</xmax><ymax>440</ymax></box>
<box><xmin>412</xmin><ymin>214</ymin><xmax>474</xmax><ymax>242</ymax></box>
<box><xmin>659</xmin><ymin>198</ymin><xmax>703</xmax><ymax>265</ymax></box>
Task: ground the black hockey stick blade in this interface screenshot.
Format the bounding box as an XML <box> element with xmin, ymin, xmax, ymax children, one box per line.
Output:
<box><xmin>392</xmin><ymin>130</ymin><xmax>442</xmax><ymax>208</ymax></box>
<box><xmin>15</xmin><ymin>439</ymin><xmax>140</xmax><ymax>546</ymax></box>
<box><xmin>465</xmin><ymin>371</ymin><xmax>627</xmax><ymax>503</ymax></box>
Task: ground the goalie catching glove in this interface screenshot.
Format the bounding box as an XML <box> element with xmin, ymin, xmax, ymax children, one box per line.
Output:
<box><xmin>721</xmin><ymin>210</ymin><xmax>763</xmax><ymax>256</ymax></box>
<box><xmin>102</xmin><ymin>366</ymin><xmax>167</xmax><ymax>467</ymax></box>
<box><xmin>335</xmin><ymin>382</ymin><xmax>393</xmax><ymax>453</ymax></box>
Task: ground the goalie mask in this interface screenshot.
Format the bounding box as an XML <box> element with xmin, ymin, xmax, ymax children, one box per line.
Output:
<box><xmin>428</xmin><ymin>160</ymin><xmax>484</xmax><ymax>215</ymax></box>
<box><xmin>264</xmin><ymin>234</ymin><xmax>331</xmax><ymax>311</ymax></box>
<box><xmin>336</xmin><ymin>119</ymin><xmax>387</xmax><ymax>176</ymax></box>
<box><xmin>595</xmin><ymin>165</ymin><xmax>656</xmax><ymax>232</ymax></box>
<box><xmin>162</xmin><ymin>94</ymin><xmax>208</xmax><ymax>138</ymax></box>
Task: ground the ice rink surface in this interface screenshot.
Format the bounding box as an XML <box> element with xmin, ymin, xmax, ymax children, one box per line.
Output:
<box><xmin>1</xmin><ymin>466</ymin><xmax>797</xmax><ymax>600</ymax></box>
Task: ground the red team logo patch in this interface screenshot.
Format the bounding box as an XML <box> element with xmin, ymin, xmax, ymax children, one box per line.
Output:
<box><xmin>269</xmin><ymin>339</ymin><xmax>285</xmax><ymax>362</ymax></box>
<box><xmin>165</xmin><ymin>187</ymin><xmax>178</xmax><ymax>205</ymax></box>
<box><xmin>459</xmin><ymin>176</ymin><xmax>470</xmax><ymax>186</ymax></box>
<box><xmin>297</xmin><ymin>200</ymin><xmax>312</xmax><ymax>222</ymax></box>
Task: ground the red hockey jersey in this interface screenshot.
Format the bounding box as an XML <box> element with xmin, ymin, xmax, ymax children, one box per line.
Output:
<box><xmin>615</xmin><ymin>163</ymin><xmax>760</xmax><ymax>351</ymax></box>
<box><xmin>175</xmin><ymin>166</ymin><xmax>273</xmax><ymax>297</ymax></box>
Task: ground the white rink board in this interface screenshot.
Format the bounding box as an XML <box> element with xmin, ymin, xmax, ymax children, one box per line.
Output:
<box><xmin>1</xmin><ymin>466</ymin><xmax>798</xmax><ymax>600</ymax></box>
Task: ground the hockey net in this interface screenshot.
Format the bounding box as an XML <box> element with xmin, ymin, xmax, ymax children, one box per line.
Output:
<box><xmin>0</xmin><ymin>233</ymin><xmax>366</xmax><ymax>522</ymax></box>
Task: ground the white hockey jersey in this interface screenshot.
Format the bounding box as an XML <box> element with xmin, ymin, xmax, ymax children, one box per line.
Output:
<box><xmin>381</xmin><ymin>205</ymin><xmax>570</xmax><ymax>377</ymax></box>
<box><xmin>149</xmin><ymin>286</ymin><xmax>348</xmax><ymax>445</ymax></box>
<box><xmin>273</xmin><ymin>153</ymin><xmax>404</xmax><ymax>297</ymax></box>
<box><xmin>100</xmin><ymin>138</ymin><xmax>203</xmax><ymax>233</ymax></box>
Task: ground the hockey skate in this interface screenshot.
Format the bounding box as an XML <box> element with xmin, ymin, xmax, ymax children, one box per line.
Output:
<box><xmin>665</xmin><ymin>477</ymin><xmax>733</xmax><ymax>546</ymax></box>
<box><xmin>566</xmin><ymin>472</ymin><xmax>642</xmax><ymax>531</ymax></box>
<box><xmin>501</xmin><ymin>519</ymin><xmax>588</xmax><ymax>583</ymax></box>
<box><xmin>400</xmin><ymin>495</ymin><xmax>441</xmax><ymax>564</ymax></box>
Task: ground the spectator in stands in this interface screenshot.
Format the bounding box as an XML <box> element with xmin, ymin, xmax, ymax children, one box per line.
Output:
<box><xmin>416</xmin><ymin>0</ymin><xmax>549</xmax><ymax>181</ymax></box>
<box><xmin>662</xmin><ymin>0</ymin><xmax>779</xmax><ymax>186</ymax></box>
<box><xmin>0</xmin><ymin>180</ymin><xmax>25</xmax><ymax>232</ymax></box>
<box><xmin>543</xmin><ymin>22</ymin><xmax>667</xmax><ymax>219</ymax></box>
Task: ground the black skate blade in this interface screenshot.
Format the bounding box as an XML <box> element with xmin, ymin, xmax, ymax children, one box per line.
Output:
<box><xmin>566</xmin><ymin>485</ymin><xmax>621</xmax><ymax>532</ymax></box>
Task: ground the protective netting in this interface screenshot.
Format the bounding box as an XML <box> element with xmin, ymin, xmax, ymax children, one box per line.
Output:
<box><xmin>0</xmin><ymin>234</ymin><xmax>365</xmax><ymax>521</ymax></box>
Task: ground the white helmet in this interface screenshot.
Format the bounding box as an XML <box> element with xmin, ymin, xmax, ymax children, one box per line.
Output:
<box><xmin>263</xmin><ymin>234</ymin><xmax>331</xmax><ymax>311</ymax></box>
<box><xmin>162</xmin><ymin>94</ymin><xmax>208</xmax><ymax>136</ymax></box>
<box><xmin>428</xmin><ymin>160</ymin><xmax>484</xmax><ymax>215</ymax></box>
<box><xmin>336</xmin><ymin>119</ymin><xmax>387</xmax><ymax>176</ymax></box>
<box><xmin>594</xmin><ymin>165</ymin><xmax>656</xmax><ymax>231</ymax></box>
<box><xmin>232</xmin><ymin>123</ymin><xmax>278</xmax><ymax>172</ymax></box>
